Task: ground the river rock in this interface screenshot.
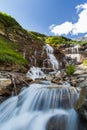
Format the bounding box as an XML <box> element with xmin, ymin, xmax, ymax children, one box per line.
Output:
<box><xmin>0</xmin><ymin>78</ymin><xmax>12</xmax><ymax>88</ymax></box>
<box><xmin>76</xmin><ymin>80</ymin><xmax>87</xmax><ymax>88</ymax></box>
<box><xmin>74</xmin><ymin>70</ymin><xmax>86</xmax><ymax>75</ymax></box>
<box><xmin>76</xmin><ymin>78</ymin><xmax>85</xmax><ymax>83</ymax></box>
<box><xmin>46</xmin><ymin>75</ymin><xmax>53</xmax><ymax>81</ymax></box>
<box><xmin>78</xmin><ymin>102</ymin><xmax>87</xmax><ymax>120</ymax></box>
<box><xmin>75</xmin><ymin>88</ymin><xmax>87</xmax><ymax>130</ymax></box>
<box><xmin>46</xmin><ymin>115</ymin><xmax>67</xmax><ymax>130</ymax></box>
<box><xmin>42</xmin><ymin>68</ymin><xmax>54</xmax><ymax>74</ymax></box>
<box><xmin>39</xmin><ymin>80</ymin><xmax>51</xmax><ymax>85</ymax></box>
<box><xmin>77</xmin><ymin>74</ymin><xmax>87</xmax><ymax>79</ymax></box>
<box><xmin>55</xmin><ymin>71</ymin><xmax>61</xmax><ymax>77</ymax></box>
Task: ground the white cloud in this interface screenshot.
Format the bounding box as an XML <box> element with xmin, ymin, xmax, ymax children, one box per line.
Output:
<box><xmin>50</xmin><ymin>3</ymin><xmax>87</xmax><ymax>36</ymax></box>
<box><xmin>50</xmin><ymin>22</ymin><xmax>73</xmax><ymax>35</ymax></box>
<box><xmin>49</xmin><ymin>24</ymin><xmax>55</xmax><ymax>30</ymax></box>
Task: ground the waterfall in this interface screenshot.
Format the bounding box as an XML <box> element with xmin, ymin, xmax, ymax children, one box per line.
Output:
<box><xmin>43</xmin><ymin>44</ymin><xmax>59</xmax><ymax>70</ymax></box>
<box><xmin>0</xmin><ymin>83</ymin><xmax>79</xmax><ymax>130</ymax></box>
<box><xmin>27</xmin><ymin>44</ymin><xmax>59</xmax><ymax>80</ymax></box>
<box><xmin>66</xmin><ymin>45</ymin><xmax>81</xmax><ymax>62</ymax></box>
<box><xmin>26</xmin><ymin>66</ymin><xmax>46</xmax><ymax>80</ymax></box>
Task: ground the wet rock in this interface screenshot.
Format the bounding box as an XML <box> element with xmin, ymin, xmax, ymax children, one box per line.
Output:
<box><xmin>78</xmin><ymin>103</ymin><xmax>87</xmax><ymax>130</ymax></box>
<box><xmin>55</xmin><ymin>71</ymin><xmax>61</xmax><ymax>78</ymax></box>
<box><xmin>78</xmin><ymin>102</ymin><xmax>87</xmax><ymax>121</ymax></box>
<box><xmin>46</xmin><ymin>115</ymin><xmax>66</xmax><ymax>130</ymax></box>
<box><xmin>76</xmin><ymin>80</ymin><xmax>87</xmax><ymax>88</ymax></box>
<box><xmin>42</xmin><ymin>68</ymin><xmax>54</xmax><ymax>74</ymax></box>
<box><xmin>39</xmin><ymin>80</ymin><xmax>51</xmax><ymax>85</ymax></box>
<box><xmin>74</xmin><ymin>70</ymin><xmax>86</xmax><ymax>75</ymax></box>
<box><xmin>23</xmin><ymin>76</ymin><xmax>33</xmax><ymax>83</ymax></box>
<box><xmin>77</xmin><ymin>74</ymin><xmax>87</xmax><ymax>79</ymax></box>
<box><xmin>0</xmin><ymin>72</ymin><xmax>33</xmax><ymax>103</ymax></box>
<box><xmin>63</xmin><ymin>76</ymin><xmax>69</xmax><ymax>81</ymax></box>
<box><xmin>76</xmin><ymin>78</ymin><xmax>85</xmax><ymax>83</ymax></box>
<box><xmin>52</xmin><ymin>78</ymin><xmax>61</xmax><ymax>84</ymax></box>
<box><xmin>75</xmin><ymin>88</ymin><xmax>87</xmax><ymax>109</ymax></box>
<box><xmin>74</xmin><ymin>88</ymin><xmax>87</xmax><ymax>130</ymax></box>
<box><xmin>46</xmin><ymin>75</ymin><xmax>53</xmax><ymax>81</ymax></box>
<box><xmin>70</xmin><ymin>81</ymin><xmax>77</xmax><ymax>87</ymax></box>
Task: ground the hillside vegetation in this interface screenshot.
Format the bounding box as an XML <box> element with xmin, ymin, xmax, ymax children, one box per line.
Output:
<box><xmin>28</xmin><ymin>31</ymin><xmax>46</xmax><ymax>42</ymax></box>
<box><xmin>0</xmin><ymin>12</ymin><xmax>46</xmax><ymax>71</ymax></box>
<box><xmin>0</xmin><ymin>12</ymin><xmax>87</xmax><ymax>71</ymax></box>
<box><xmin>0</xmin><ymin>35</ymin><xmax>27</xmax><ymax>65</ymax></box>
<box><xmin>45</xmin><ymin>36</ymin><xmax>75</xmax><ymax>46</ymax></box>
<box><xmin>0</xmin><ymin>13</ymin><xmax>29</xmax><ymax>68</ymax></box>
<box><xmin>28</xmin><ymin>31</ymin><xmax>77</xmax><ymax>46</ymax></box>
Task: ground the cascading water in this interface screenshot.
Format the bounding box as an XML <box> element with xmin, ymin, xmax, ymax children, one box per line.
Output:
<box><xmin>26</xmin><ymin>66</ymin><xmax>46</xmax><ymax>80</ymax></box>
<box><xmin>0</xmin><ymin>82</ymin><xmax>79</xmax><ymax>130</ymax></box>
<box><xmin>27</xmin><ymin>44</ymin><xmax>59</xmax><ymax>80</ymax></box>
<box><xmin>43</xmin><ymin>44</ymin><xmax>59</xmax><ymax>70</ymax></box>
<box><xmin>0</xmin><ymin>43</ymin><xmax>80</xmax><ymax>130</ymax></box>
<box><xmin>66</xmin><ymin>44</ymin><xmax>81</xmax><ymax>62</ymax></box>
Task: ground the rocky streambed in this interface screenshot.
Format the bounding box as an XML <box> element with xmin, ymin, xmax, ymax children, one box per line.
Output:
<box><xmin>0</xmin><ymin>64</ymin><xmax>87</xmax><ymax>130</ymax></box>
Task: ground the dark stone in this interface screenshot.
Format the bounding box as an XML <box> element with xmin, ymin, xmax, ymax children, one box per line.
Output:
<box><xmin>46</xmin><ymin>115</ymin><xmax>67</xmax><ymax>130</ymax></box>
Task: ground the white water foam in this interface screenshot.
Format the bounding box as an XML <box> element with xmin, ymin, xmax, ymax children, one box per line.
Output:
<box><xmin>26</xmin><ymin>66</ymin><xmax>46</xmax><ymax>80</ymax></box>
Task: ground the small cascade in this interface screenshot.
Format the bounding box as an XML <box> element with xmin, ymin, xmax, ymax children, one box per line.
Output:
<box><xmin>66</xmin><ymin>45</ymin><xmax>81</xmax><ymax>63</ymax></box>
<box><xmin>26</xmin><ymin>66</ymin><xmax>46</xmax><ymax>80</ymax></box>
<box><xmin>0</xmin><ymin>83</ymin><xmax>79</xmax><ymax>130</ymax></box>
<box><xmin>43</xmin><ymin>44</ymin><xmax>59</xmax><ymax>70</ymax></box>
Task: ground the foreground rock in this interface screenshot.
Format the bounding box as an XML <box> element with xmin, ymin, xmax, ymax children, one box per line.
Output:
<box><xmin>76</xmin><ymin>80</ymin><xmax>87</xmax><ymax>88</ymax></box>
<box><xmin>47</xmin><ymin>115</ymin><xmax>66</xmax><ymax>130</ymax></box>
<box><xmin>0</xmin><ymin>72</ymin><xmax>33</xmax><ymax>103</ymax></box>
<box><xmin>0</xmin><ymin>78</ymin><xmax>11</xmax><ymax>87</ymax></box>
<box><xmin>75</xmin><ymin>88</ymin><xmax>87</xmax><ymax>130</ymax></box>
<box><xmin>78</xmin><ymin>102</ymin><xmax>87</xmax><ymax>130</ymax></box>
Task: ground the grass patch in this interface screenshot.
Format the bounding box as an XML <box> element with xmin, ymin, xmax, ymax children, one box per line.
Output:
<box><xmin>0</xmin><ymin>37</ymin><xmax>27</xmax><ymax>66</ymax></box>
<box><xmin>0</xmin><ymin>12</ymin><xmax>22</xmax><ymax>29</ymax></box>
<box><xmin>83</xmin><ymin>60</ymin><xmax>87</xmax><ymax>66</ymax></box>
<box><xmin>28</xmin><ymin>31</ymin><xmax>46</xmax><ymax>42</ymax></box>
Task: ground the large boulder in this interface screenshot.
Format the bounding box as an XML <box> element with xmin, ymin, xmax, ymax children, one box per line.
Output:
<box><xmin>46</xmin><ymin>115</ymin><xmax>66</xmax><ymax>130</ymax></box>
<box><xmin>75</xmin><ymin>88</ymin><xmax>87</xmax><ymax>130</ymax></box>
<box><xmin>76</xmin><ymin>80</ymin><xmax>87</xmax><ymax>88</ymax></box>
<box><xmin>0</xmin><ymin>78</ymin><xmax>12</xmax><ymax>88</ymax></box>
<box><xmin>74</xmin><ymin>70</ymin><xmax>86</xmax><ymax>75</ymax></box>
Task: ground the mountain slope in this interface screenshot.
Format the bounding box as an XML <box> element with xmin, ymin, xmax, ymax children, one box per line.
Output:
<box><xmin>0</xmin><ymin>12</ymin><xmax>47</xmax><ymax>71</ymax></box>
<box><xmin>0</xmin><ymin>12</ymin><xmax>74</xmax><ymax>72</ymax></box>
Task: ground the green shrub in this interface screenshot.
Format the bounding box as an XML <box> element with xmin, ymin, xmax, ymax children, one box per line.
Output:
<box><xmin>65</xmin><ymin>64</ymin><xmax>75</xmax><ymax>75</ymax></box>
<box><xmin>45</xmin><ymin>36</ymin><xmax>72</xmax><ymax>46</ymax></box>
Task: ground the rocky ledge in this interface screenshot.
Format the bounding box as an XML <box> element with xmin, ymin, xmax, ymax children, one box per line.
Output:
<box><xmin>0</xmin><ymin>71</ymin><xmax>33</xmax><ymax>103</ymax></box>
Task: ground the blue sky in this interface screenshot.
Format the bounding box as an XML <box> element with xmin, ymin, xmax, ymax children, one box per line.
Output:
<box><xmin>0</xmin><ymin>0</ymin><xmax>87</xmax><ymax>38</ymax></box>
